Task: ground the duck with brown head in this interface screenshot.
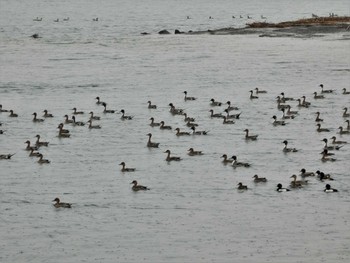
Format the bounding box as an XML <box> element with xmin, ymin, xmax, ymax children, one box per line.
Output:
<box><xmin>119</xmin><ymin>162</ymin><xmax>135</xmax><ymax>172</ymax></box>
<box><xmin>131</xmin><ymin>180</ymin><xmax>150</xmax><ymax>191</ymax></box>
<box><xmin>53</xmin><ymin>197</ymin><xmax>71</xmax><ymax>208</ymax></box>
<box><xmin>149</xmin><ymin>117</ymin><xmax>160</xmax><ymax>127</ymax></box>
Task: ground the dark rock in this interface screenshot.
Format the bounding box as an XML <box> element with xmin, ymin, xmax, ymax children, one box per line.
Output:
<box><xmin>158</xmin><ymin>30</ymin><xmax>170</xmax><ymax>35</ymax></box>
<box><xmin>174</xmin><ymin>29</ymin><xmax>184</xmax><ymax>34</ymax></box>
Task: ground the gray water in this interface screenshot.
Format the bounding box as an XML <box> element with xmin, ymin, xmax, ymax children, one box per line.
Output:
<box><xmin>1</xmin><ymin>0</ymin><xmax>350</xmax><ymax>262</ymax></box>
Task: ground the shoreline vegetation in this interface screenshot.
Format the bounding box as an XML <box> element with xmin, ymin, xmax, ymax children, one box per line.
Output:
<box><xmin>155</xmin><ymin>16</ymin><xmax>350</xmax><ymax>36</ymax></box>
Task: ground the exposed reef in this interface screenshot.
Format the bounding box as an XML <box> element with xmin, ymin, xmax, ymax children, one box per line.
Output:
<box><xmin>187</xmin><ymin>16</ymin><xmax>350</xmax><ymax>37</ymax></box>
<box><xmin>149</xmin><ymin>16</ymin><xmax>350</xmax><ymax>38</ymax></box>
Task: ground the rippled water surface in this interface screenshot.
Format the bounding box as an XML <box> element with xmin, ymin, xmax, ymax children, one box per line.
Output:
<box><xmin>1</xmin><ymin>0</ymin><xmax>350</xmax><ymax>262</ymax></box>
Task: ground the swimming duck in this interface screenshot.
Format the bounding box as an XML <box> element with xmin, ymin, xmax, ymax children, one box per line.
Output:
<box><xmin>164</xmin><ymin>150</ymin><xmax>181</xmax><ymax>161</ymax></box>
<box><xmin>225</xmin><ymin>101</ymin><xmax>239</xmax><ymax>111</ymax></box>
<box><xmin>32</xmin><ymin>112</ymin><xmax>44</xmax><ymax>122</ymax></box>
<box><xmin>175</xmin><ymin>128</ymin><xmax>191</xmax><ymax>136</ymax></box>
<box><xmin>290</xmin><ymin>175</ymin><xmax>306</xmax><ymax>188</ymax></box>
<box><xmin>237</xmin><ymin>182</ymin><xmax>248</xmax><ymax>190</ymax></box>
<box><xmin>25</xmin><ymin>140</ymin><xmax>38</xmax><ymax>151</ymax></box>
<box><xmin>320</xmin><ymin>149</ymin><xmax>335</xmax><ymax>157</ymax></box>
<box><xmin>72</xmin><ymin>116</ymin><xmax>85</xmax><ymax>126</ymax></box>
<box><xmin>320</xmin><ymin>84</ymin><xmax>334</xmax><ymax>94</ymax></box>
<box><xmin>224</xmin><ymin>109</ymin><xmax>241</xmax><ymax>119</ymax></box>
<box><xmin>276</xmin><ymin>100</ymin><xmax>290</xmax><ymax>110</ymax></box>
<box><xmin>322</xmin><ymin>138</ymin><xmax>343</xmax><ymax>150</ymax></box>
<box><xmin>0</xmin><ymin>153</ymin><xmax>15</xmax><ymax>160</ymax></box>
<box><xmin>102</xmin><ymin>102</ymin><xmax>115</xmax><ymax>113</ymax></box>
<box><xmin>191</xmin><ymin>126</ymin><xmax>208</xmax><ymax>135</ymax></box>
<box><xmin>183</xmin><ymin>113</ymin><xmax>195</xmax><ymax>122</ymax></box>
<box><xmin>89</xmin><ymin>111</ymin><xmax>100</xmax><ymax>120</ymax></box>
<box><xmin>286</xmin><ymin>105</ymin><xmax>298</xmax><ymax>115</ymax></box>
<box><xmin>29</xmin><ymin>148</ymin><xmax>41</xmax><ymax>157</ymax></box>
<box><xmin>9</xmin><ymin>110</ymin><xmax>18</xmax><ymax>117</ymax></box>
<box><xmin>188</xmin><ymin>148</ymin><xmax>203</xmax><ymax>156</ymax></box>
<box><xmin>345</xmin><ymin>120</ymin><xmax>350</xmax><ymax>131</ymax></box>
<box><xmin>301</xmin><ymin>96</ymin><xmax>311</xmax><ymax>107</ymax></box>
<box><xmin>299</xmin><ymin>168</ymin><xmax>315</xmax><ymax>177</ymax></box>
<box><xmin>231</xmin><ymin>155</ymin><xmax>250</xmax><ymax>167</ymax></box>
<box><xmin>221</xmin><ymin>154</ymin><xmax>233</xmax><ymax>164</ymax></box>
<box><xmin>342</xmin><ymin>107</ymin><xmax>350</xmax><ymax>118</ymax></box>
<box><xmin>276</xmin><ymin>95</ymin><xmax>286</xmax><ymax>104</ymax></box>
<box><xmin>146</xmin><ymin>133</ymin><xmax>160</xmax><ymax>148</ymax></box>
<box><xmin>282</xmin><ymin>140</ymin><xmax>298</xmax><ymax>152</ymax></box>
<box><xmin>281</xmin><ymin>108</ymin><xmax>295</xmax><ymax>119</ymax></box>
<box><xmin>57</xmin><ymin>124</ymin><xmax>71</xmax><ymax>137</ymax></box>
<box><xmin>119</xmin><ymin>162</ymin><xmax>135</xmax><ymax>172</ymax></box>
<box><xmin>131</xmin><ymin>180</ymin><xmax>150</xmax><ymax>191</ymax></box>
<box><xmin>252</xmin><ymin>175</ymin><xmax>267</xmax><ymax>182</ymax></box>
<box><xmin>277</xmin><ymin>183</ymin><xmax>290</xmax><ymax>192</ymax></box>
<box><xmin>324</xmin><ymin>184</ymin><xmax>338</xmax><ymax>192</ymax></box>
<box><xmin>280</xmin><ymin>92</ymin><xmax>294</xmax><ymax>101</ymax></box>
<box><xmin>58</xmin><ymin>131</ymin><xmax>71</xmax><ymax>138</ymax></box>
<box><xmin>37</xmin><ymin>153</ymin><xmax>50</xmax><ymax>164</ymax></box>
<box><xmin>54</xmin><ymin>18</ymin><xmax>59</xmax><ymax>22</ymax></box>
<box><xmin>316</xmin><ymin>123</ymin><xmax>330</xmax><ymax>132</ymax></box>
<box><xmin>120</xmin><ymin>109</ymin><xmax>133</xmax><ymax>120</ymax></box>
<box><xmin>272</xmin><ymin>115</ymin><xmax>286</xmax><ymax>126</ymax></box>
<box><xmin>321</xmin><ymin>151</ymin><xmax>336</xmax><ymax>162</ymax></box>
<box><xmin>209</xmin><ymin>109</ymin><xmax>224</xmax><ymax>118</ymax></box>
<box><xmin>313</xmin><ymin>92</ymin><xmax>325</xmax><ymax>99</ymax></box>
<box><xmin>160</xmin><ymin>121</ymin><xmax>172</xmax><ymax>130</ymax></box>
<box><xmin>249</xmin><ymin>90</ymin><xmax>258</xmax><ymax>99</ymax></box>
<box><xmin>0</xmin><ymin>104</ymin><xmax>8</xmax><ymax>112</ymax></box>
<box><xmin>342</xmin><ymin>88</ymin><xmax>350</xmax><ymax>95</ymax></box>
<box><xmin>43</xmin><ymin>110</ymin><xmax>54</xmax><ymax>118</ymax></box>
<box><xmin>168</xmin><ymin>103</ymin><xmax>184</xmax><ymax>115</ymax></box>
<box><xmin>223</xmin><ymin>116</ymin><xmax>235</xmax><ymax>124</ymax></box>
<box><xmin>149</xmin><ymin>117</ymin><xmax>161</xmax><ymax>127</ymax></box>
<box><xmin>316</xmin><ymin>171</ymin><xmax>334</xmax><ymax>181</ymax></box>
<box><xmin>147</xmin><ymin>101</ymin><xmax>157</xmax><ymax>109</ymax></box>
<box><xmin>57</xmin><ymin>123</ymin><xmax>70</xmax><ymax>133</ymax></box>
<box><xmin>186</xmin><ymin>120</ymin><xmax>198</xmax><ymax>127</ymax></box>
<box><xmin>64</xmin><ymin>115</ymin><xmax>74</xmax><ymax>124</ymax></box>
<box><xmin>72</xmin><ymin>107</ymin><xmax>84</xmax><ymax>115</ymax></box>
<box><xmin>210</xmin><ymin>98</ymin><xmax>222</xmax><ymax>106</ymax></box>
<box><xmin>330</xmin><ymin>136</ymin><xmax>347</xmax><ymax>145</ymax></box>
<box><xmin>35</xmin><ymin>135</ymin><xmax>49</xmax><ymax>147</ymax></box>
<box><xmin>244</xmin><ymin>129</ymin><xmax>258</xmax><ymax>140</ymax></box>
<box><xmin>95</xmin><ymin>97</ymin><xmax>105</xmax><ymax>105</ymax></box>
<box><xmin>338</xmin><ymin>126</ymin><xmax>349</xmax><ymax>135</ymax></box>
<box><xmin>87</xmin><ymin>119</ymin><xmax>101</xmax><ymax>129</ymax></box>
<box><xmin>53</xmin><ymin>197</ymin><xmax>71</xmax><ymax>208</ymax></box>
<box><xmin>255</xmin><ymin>87</ymin><xmax>267</xmax><ymax>94</ymax></box>
<box><xmin>296</xmin><ymin>99</ymin><xmax>309</xmax><ymax>108</ymax></box>
<box><xmin>183</xmin><ymin>91</ymin><xmax>196</xmax><ymax>101</ymax></box>
<box><xmin>315</xmin><ymin>112</ymin><xmax>323</xmax><ymax>122</ymax></box>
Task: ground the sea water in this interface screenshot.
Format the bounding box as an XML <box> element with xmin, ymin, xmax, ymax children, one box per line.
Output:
<box><xmin>0</xmin><ymin>0</ymin><xmax>350</xmax><ymax>262</ymax></box>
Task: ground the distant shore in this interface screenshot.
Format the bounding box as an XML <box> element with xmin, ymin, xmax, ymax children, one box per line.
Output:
<box><xmin>247</xmin><ymin>16</ymin><xmax>350</xmax><ymax>28</ymax></box>
<box><xmin>183</xmin><ymin>16</ymin><xmax>350</xmax><ymax>37</ymax></box>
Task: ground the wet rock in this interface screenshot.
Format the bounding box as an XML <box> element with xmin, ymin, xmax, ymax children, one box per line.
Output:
<box><xmin>158</xmin><ymin>29</ymin><xmax>170</xmax><ymax>35</ymax></box>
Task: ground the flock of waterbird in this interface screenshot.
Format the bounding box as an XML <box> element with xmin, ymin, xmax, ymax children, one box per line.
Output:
<box><xmin>1</xmin><ymin>84</ymin><xmax>349</xmax><ymax>207</ymax></box>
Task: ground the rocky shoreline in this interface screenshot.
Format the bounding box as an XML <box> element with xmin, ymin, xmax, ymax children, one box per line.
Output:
<box><xmin>155</xmin><ymin>16</ymin><xmax>350</xmax><ymax>37</ymax></box>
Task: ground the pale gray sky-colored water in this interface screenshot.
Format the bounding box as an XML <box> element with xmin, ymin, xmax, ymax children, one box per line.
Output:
<box><xmin>0</xmin><ymin>0</ymin><xmax>350</xmax><ymax>262</ymax></box>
